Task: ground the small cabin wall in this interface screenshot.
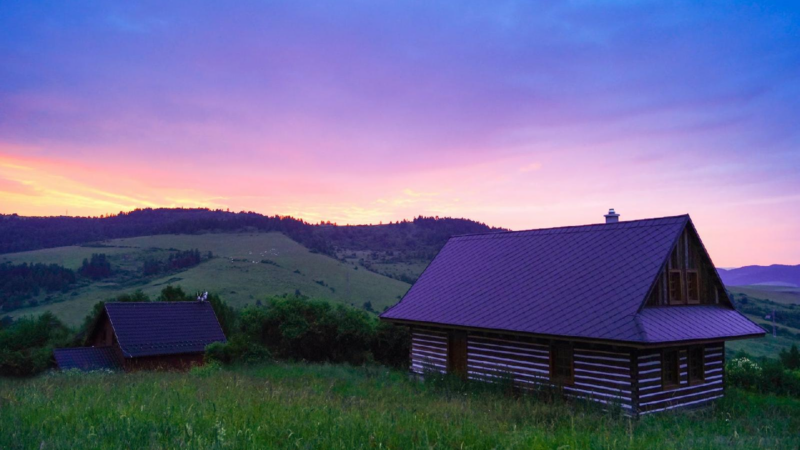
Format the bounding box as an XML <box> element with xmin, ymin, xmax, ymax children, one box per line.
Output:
<box><xmin>409</xmin><ymin>326</ymin><xmax>726</xmax><ymax>415</ymax></box>
<box><xmin>90</xmin><ymin>315</ymin><xmax>116</xmax><ymax>347</ymax></box>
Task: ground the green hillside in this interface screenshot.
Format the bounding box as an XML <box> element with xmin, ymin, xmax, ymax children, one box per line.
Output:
<box><xmin>726</xmin><ymin>286</ymin><xmax>800</xmax><ymax>358</ymax></box>
<box><xmin>2</xmin><ymin>232</ymin><xmax>410</xmax><ymax>326</ymax></box>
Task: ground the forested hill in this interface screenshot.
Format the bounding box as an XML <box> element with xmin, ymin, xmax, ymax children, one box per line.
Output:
<box><xmin>0</xmin><ymin>208</ymin><xmax>503</xmax><ymax>258</ymax></box>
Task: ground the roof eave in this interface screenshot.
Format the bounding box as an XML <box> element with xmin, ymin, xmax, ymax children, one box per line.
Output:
<box><xmin>380</xmin><ymin>317</ymin><xmax>766</xmax><ymax>348</ymax></box>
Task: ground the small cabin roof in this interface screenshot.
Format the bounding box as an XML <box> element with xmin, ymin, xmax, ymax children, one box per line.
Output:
<box><xmin>104</xmin><ymin>301</ymin><xmax>227</xmax><ymax>358</ymax></box>
<box><xmin>54</xmin><ymin>347</ymin><xmax>121</xmax><ymax>371</ymax></box>
<box><xmin>381</xmin><ymin>215</ymin><xmax>764</xmax><ymax>344</ymax></box>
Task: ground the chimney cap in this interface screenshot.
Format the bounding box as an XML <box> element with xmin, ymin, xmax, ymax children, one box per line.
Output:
<box><xmin>604</xmin><ymin>208</ymin><xmax>620</xmax><ymax>224</ymax></box>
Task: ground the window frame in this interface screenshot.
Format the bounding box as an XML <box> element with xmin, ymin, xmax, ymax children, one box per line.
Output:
<box><xmin>661</xmin><ymin>348</ymin><xmax>680</xmax><ymax>390</ymax></box>
<box><xmin>686</xmin><ymin>270</ymin><xmax>700</xmax><ymax>304</ymax></box>
<box><xmin>668</xmin><ymin>270</ymin><xmax>685</xmax><ymax>305</ymax></box>
<box><xmin>550</xmin><ymin>343</ymin><xmax>574</xmax><ymax>386</ymax></box>
<box><xmin>688</xmin><ymin>346</ymin><xmax>705</xmax><ymax>385</ymax></box>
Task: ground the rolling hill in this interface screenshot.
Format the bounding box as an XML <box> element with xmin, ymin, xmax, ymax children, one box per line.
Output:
<box><xmin>2</xmin><ymin>232</ymin><xmax>411</xmax><ymax>326</ymax></box>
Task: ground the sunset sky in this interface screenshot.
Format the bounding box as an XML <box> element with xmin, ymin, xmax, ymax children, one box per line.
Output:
<box><xmin>1</xmin><ymin>1</ymin><xmax>799</xmax><ymax>267</ymax></box>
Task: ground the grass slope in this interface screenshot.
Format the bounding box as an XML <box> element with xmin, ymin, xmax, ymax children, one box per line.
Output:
<box><xmin>1</xmin><ymin>363</ymin><xmax>798</xmax><ymax>449</ymax></box>
<box><xmin>725</xmin><ymin>286</ymin><xmax>800</xmax><ymax>358</ymax></box>
<box><xmin>3</xmin><ymin>232</ymin><xmax>410</xmax><ymax>326</ymax></box>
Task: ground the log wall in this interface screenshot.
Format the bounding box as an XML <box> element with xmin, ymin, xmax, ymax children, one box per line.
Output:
<box><xmin>409</xmin><ymin>326</ymin><xmax>726</xmax><ymax>415</ymax></box>
<box><xmin>410</xmin><ymin>327</ymin><xmax>448</xmax><ymax>374</ymax></box>
<box><xmin>637</xmin><ymin>343</ymin><xmax>724</xmax><ymax>414</ymax></box>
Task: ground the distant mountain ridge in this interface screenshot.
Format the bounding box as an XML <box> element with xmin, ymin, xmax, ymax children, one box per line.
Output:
<box><xmin>718</xmin><ymin>264</ymin><xmax>800</xmax><ymax>287</ymax></box>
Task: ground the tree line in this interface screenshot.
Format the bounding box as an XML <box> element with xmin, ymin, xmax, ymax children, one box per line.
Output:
<box><xmin>0</xmin><ymin>262</ymin><xmax>77</xmax><ymax>311</ymax></box>
<box><xmin>79</xmin><ymin>254</ymin><xmax>112</xmax><ymax>280</ymax></box>
<box><xmin>143</xmin><ymin>249</ymin><xmax>208</xmax><ymax>276</ymax></box>
<box><xmin>0</xmin><ymin>208</ymin><xmax>501</xmax><ymax>264</ymax></box>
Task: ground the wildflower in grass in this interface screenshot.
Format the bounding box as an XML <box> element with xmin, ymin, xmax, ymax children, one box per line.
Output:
<box><xmin>214</xmin><ymin>420</ymin><xmax>227</xmax><ymax>444</ymax></box>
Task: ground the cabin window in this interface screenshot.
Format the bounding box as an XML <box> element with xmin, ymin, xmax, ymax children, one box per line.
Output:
<box><xmin>550</xmin><ymin>344</ymin><xmax>574</xmax><ymax>385</ymax></box>
<box><xmin>686</xmin><ymin>270</ymin><xmax>700</xmax><ymax>304</ymax></box>
<box><xmin>688</xmin><ymin>347</ymin><xmax>705</xmax><ymax>384</ymax></box>
<box><xmin>662</xmin><ymin>349</ymin><xmax>680</xmax><ymax>389</ymax></box>
<box><xmin>668</xmin><ymin>270</ymin><xmax>684</xmax><ymax>304</ymax></box>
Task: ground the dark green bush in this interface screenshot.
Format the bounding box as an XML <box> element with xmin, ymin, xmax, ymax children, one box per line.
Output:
<box><xmin>240</xmin><ymin>295</ymin><xmax>376</xmax><ymax>364</ymax></box>
<box><xmin>371</xmin><ymin>320</ymin><xmax>410</xmax><ymax>369</ymax></box>
<box><xmin>781</xmin><ymin>344</ymin><xmax>800</xmax><ymax>370</ymax></box>
<box><xmin>207</xmin><ymin>293</ymin><xmax>237</xmax><ymax>337</ymax></box>
<box><xmin>0</xmin><ymin>312</ymin><xmax>72</xmax><ymax>376</ymax></box>
<box><xmin>205</xmin><ymin>335</ymin><xmax>271</xmax><ymax>365</ymax></box>
<box><xmin>727</xmin><ymin>355</ymin><xmax>800</xmax><ymax>397</ymax></box>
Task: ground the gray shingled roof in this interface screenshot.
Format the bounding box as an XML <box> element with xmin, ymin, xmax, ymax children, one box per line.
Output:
<box><xmin>106</xmin><ymin>301</ymin><xmax>227</xmax><ymax>358</ymax></box>
<box><xmin>381</xmin><ymin>215</ymin><xmax>765</xmax><ymax>344</ymax></box>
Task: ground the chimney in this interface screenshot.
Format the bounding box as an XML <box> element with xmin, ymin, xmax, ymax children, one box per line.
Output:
<box><xmin>604</xmin><ymin>208</ymin><xmax>620</xmax><ymax>224</ymax></box>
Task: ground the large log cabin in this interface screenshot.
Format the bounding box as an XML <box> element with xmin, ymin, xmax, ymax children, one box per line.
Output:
<box><xmin>380</xmin><ymin>211</ymin><xmax>765</xmax><ymax>415</ymax></box>
<box><xmin>55</xmin><ymin>301</ymin><xmax>226</xmax><ymax>371</ymax></box>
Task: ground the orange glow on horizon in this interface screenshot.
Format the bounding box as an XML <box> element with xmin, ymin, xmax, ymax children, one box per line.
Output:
<box><xmin>1</xmin><ymin>147</ymin><xmax>798</xmax><ymax>268</ymax></box>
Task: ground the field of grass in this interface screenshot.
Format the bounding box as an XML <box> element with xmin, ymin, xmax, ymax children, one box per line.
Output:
<box><xmin>724</xmin><ymin>286</ymin><xmax>800</xmax><ymax>359</ymax></box>
<box><xmin>3</xmin><ymin>232</ymin><xmax>410</xmax><ymax>326</ymax></box>
<box><xmin>0</xmin><ymin>363</ymin><xmax>798</xmax><ymax>449</ymax></box>
<box><xmin>337</xmin><ymin>249</ymin><xmax>430</xmax><ymax>283</ymax></box>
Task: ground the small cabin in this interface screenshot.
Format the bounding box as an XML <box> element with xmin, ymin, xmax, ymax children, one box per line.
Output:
<box><xmin>55</xmin><ymin>301</ymin><xmax>226</xmax><ymax>371</ymax></box>
<box><xmin>380</xmin><ymin>212</ymin><xmax>764</xmax><ymax>415</ymax></box>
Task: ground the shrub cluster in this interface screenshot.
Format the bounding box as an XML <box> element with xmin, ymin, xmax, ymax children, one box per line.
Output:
<box><xmin>0</xmin><ymin>313</ymin><xmax>72</xmax><ymax>376</ymax></box>
<box><xmin>726</xmin><ymin>352</ymin><xmax>800</xmax><ymax>397</ymax></box>
<box><xmin>207</xmin><ymin>294</ymin><xmax>410</xmax><ymax>368</ymax></box>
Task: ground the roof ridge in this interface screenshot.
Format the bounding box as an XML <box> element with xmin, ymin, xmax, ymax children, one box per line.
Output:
<box><xmin>452</xmin><ymin>214</ymin><xmax>690</xmax><ymax>239</ymax></box>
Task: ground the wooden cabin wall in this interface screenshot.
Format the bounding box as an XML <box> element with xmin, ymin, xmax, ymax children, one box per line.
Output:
<box><xmin>466</xmin><ymin>334</ymin><xmax>550</xmax><ymax>384</ymax></box>
<box><xmin>568</xmin><ymin>347</ymin><xmax>634</xmax><ymax>411</ymax></box>
<box><xmin>410</xmin><ymin>326</ymin><xmax>728</xmax><ymax>415</ymax></box>
<box><xmin>637</xmin><ymin>342</ymin><xmax>724</xmax><ymax>414</ymax></box>
<box><xmin>410</xmin><ymin>327</ymin><xmax>448</xmax><ymax>374</ymax></box>
<box><xmin>410</xmin><ymin>326</ymin><xmax>635</xmax><ymax>412</ymax></box>
<box><xmin>466</xmin><ymin>334</ymin><xmax>636</xmax><ymax>411</ymax></box>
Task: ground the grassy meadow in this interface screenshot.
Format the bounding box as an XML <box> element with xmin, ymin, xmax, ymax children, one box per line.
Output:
<box><xmin>726</xmin><ymin>286</ymin><xmax>800</xmax><ymax>358</ymax></box>
<box><xmin>0</xmin><ymin>363</ymin><xmax>798</xmax><ymax>450</ymax></box>
<box><xmin>3</xmin><ymin>232</ymin><xmax>410</xmax><ymax>326</ymax></box>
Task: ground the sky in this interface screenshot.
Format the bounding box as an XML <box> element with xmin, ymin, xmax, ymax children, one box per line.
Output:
<box><xmin>0</xmin><ymin>1</ymin><xmax>799</xmax><ymax>267</ymax></box>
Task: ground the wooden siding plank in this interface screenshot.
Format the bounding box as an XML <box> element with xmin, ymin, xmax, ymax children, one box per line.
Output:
<box><xmin>410</xmin><ymin>329</ymin><xmax>448</xmax><ymax>375</ymax></box>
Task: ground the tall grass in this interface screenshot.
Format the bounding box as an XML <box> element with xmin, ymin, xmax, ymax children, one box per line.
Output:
<box><xmin>1</xmin><ymin>363</ymin><xmax>798</xmax><ymax>449</ymax></box>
